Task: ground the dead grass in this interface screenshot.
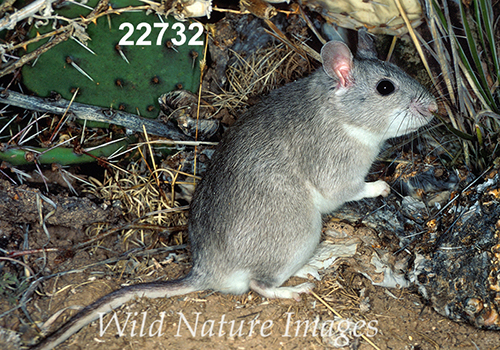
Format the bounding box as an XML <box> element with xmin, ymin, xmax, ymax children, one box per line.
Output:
<box><xmin>205</xmin><ymin>42</ymin><xmax>311</xmax><ymax>112</ymax></box>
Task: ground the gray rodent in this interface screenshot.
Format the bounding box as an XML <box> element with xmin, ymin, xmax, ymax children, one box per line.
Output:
<box><xmin>32</xmin><ymin>29</ymin><xmax>437</xmax><ymax>350</ymax></box>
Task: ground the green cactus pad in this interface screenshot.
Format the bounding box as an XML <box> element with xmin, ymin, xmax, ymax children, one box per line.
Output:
<box><xmin>22</xmin><ymin>0</ymin><xmax>204</xmax><ymax>120</ymax></box>
<box><xmin>0</xmin><ymin>138</ymin><xmax>130</xmax><ymax>166</ymax></box>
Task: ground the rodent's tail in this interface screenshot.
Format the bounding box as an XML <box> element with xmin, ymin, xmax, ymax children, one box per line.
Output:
<box><xmin>31</xmin><ymin>274</ymin><xmax>199</xmax><ymax>350</ymax></box>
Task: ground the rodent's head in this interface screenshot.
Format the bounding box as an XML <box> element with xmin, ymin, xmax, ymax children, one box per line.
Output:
<box><xmin>320</xmin><ymin>30</ymin><xmax>437</xmax><ymax>139</ymax></box>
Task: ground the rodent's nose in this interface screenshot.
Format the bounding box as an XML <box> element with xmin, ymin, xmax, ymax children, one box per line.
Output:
<box><xmin>413</xmin><ymin>98</ymin><xmax>437</xmax><ymax>117</ymax></box>
<box><xmin>428</xmin><ymin>101</ymin><xmax>438</xmax><ymax>114</ymax></box>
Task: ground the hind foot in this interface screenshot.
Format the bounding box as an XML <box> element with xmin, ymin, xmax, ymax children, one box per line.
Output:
<box><xmin>249</xmin><ymin>281</ymin><xmax>315</xmax><ymax>302</ymax></box>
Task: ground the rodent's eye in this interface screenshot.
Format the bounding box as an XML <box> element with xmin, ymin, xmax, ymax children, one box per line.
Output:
<box><xmin>376</xmin><ymin>79</ymin><xmax>396</xmax><ymax>96</ymax></box>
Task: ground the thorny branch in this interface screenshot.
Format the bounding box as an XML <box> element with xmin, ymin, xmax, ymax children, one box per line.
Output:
<box><xmin>0</xmin><ymin>88</ymin><xmax>191</xmax><ymax>140</ymax></box>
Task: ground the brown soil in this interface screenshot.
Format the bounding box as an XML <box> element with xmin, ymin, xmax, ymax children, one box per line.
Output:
<box><xmin>2</xmin><ymin>208</ymin><xmax>499</xmax><ymax>350</ymax></box>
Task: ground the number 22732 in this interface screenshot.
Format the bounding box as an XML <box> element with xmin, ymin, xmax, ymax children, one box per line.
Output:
<box><xmin>118</xmin><ymin>22</ymin><xmax>204</xmax><ymax>46</ymax></box>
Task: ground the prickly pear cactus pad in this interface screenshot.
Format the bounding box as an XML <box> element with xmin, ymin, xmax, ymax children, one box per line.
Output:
<box><xmin>22</xmin><ymin>0</ymin><xmax>204</xmax><ymax>120</ymax></box>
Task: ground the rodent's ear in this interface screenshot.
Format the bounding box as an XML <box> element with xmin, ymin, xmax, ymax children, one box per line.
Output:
<box><xmin>356</xmin><ymin>28</ymin><xmax>377</xmax><ymax>59</ymax></box>
<box><xmin>321</xmin><ymin>41</ymin><xmax>353</xmax><ymax>88</ymax></box>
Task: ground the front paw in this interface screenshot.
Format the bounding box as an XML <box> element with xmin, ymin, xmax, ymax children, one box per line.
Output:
<box><xmin>350</xmin><ymin>180</ymin><xmax>391</xmax><ymax>201</ymax></box>
<box><xmin>371</xmin><ymin>180</ymin><xmax>390</xmax><ymax>197</ymax></box>
<box><xmin>359</xmin><ymin>180</ymin><xmax>390</xmax><ymax>199</ymax></box>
